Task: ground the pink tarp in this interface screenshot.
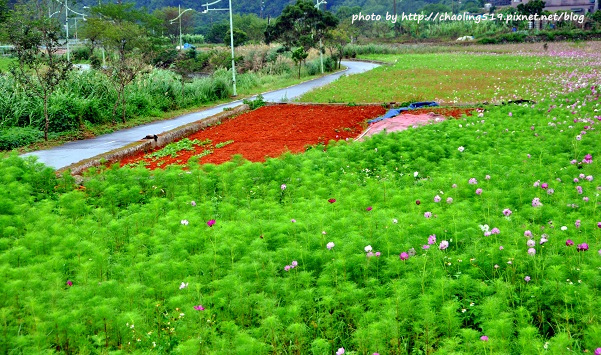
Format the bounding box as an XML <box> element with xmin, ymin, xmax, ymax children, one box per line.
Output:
<box><xmin>357</xmin><ymin>113</ymin><xmax>447</xmax><ymax>141</ymax></box>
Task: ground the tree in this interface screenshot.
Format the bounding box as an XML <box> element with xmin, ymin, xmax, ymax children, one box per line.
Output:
<box><xmin>291</xmin><ymin>47</ymin><xmax>307</xmax><ymax>78</ymax></box>
<box><xmin>265</xmin><ymin>0</ymin><xmax>338</xmax><ymax>52</ymax></box>
<box><xmin>223</xmin><ymin>28</ymin><xmax>249</xmax><ymax>47</ymax></box>
<box><xmin>83</xmin><ymin>3</ymin><xmax>153</xmax><ymax>123</ymax></box>
<box><xmin>324</xmin><ymin>27</ymin><xmax>350</xmax><ymax>69</ymax></box>
<box><xmin>4</xmin><ymin>1</ymin><xmax>72</xmax><ymax>141</ymax></box>
<box><xmin>153</xmin><ymin>6</ymin><xmax>195</xmax><ymax>45</ymax></box>
<box><xmin>517</xmin><ymin>0</ymin><xmax>546</xmax><ymax>16</ymax></box>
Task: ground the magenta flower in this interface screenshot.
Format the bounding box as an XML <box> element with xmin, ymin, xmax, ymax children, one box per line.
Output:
<box><xmin>434</xmin><ymin>195</ymin><xmax>441</xmax><ymax>203</ymax></box>
<box><xmin>366</xmin><ymin>206</ymin><xmax>372</xmax><ymax>211</ymax></box>
<box><xmin>583</xmin><ymin>154</ymin><xmax>593</xmax><ymax>163</ymax></box>
<box><xmin>399</xmin><ymin>252</ymin><xmax>409</xmax><ymax>260</ymax></box>
<box><xmin>428</xmin><ymin>234</ymin><xmax>436</xmax><ymax>245</ymax></box>
<box><xmin>206</xmin><ymin>219</ymin><xmax>216</xmax><ymax>227</ymax></box>
<box><xmin>503</xmin><ymin>208</ymin><xmax>512</xmax><ymax>217</ymax></box>
<box><xmin>191</xmin><ymin>201</ymin><xmax>196</xmax><ymax>206</ymax></box>
<box><xmin>491</xmin><ymin>228</ymin><xmax>500</xmax><ymax>235</ymax></box>
<box><xmin>194</xmin><ymin>305</ymin><xmax>205</xmax><ymax>311</ymax></box>
<box><xmin>577</xmin><ymin>243</ymin><xmax>589</xmax><ymax>252</ymax></box>
<box><xmin>291</xmin><ymin>219</ymin><xmax>296</xmax><ymax>223</ymax></box>
<box><xmin>499</xmin><ymin>245</ymin><xmax>504</xmax><ymax>250</ymax></box>
<box><xmin>327</xmin><ymin>242</ymin><xmax>335</xmax><ymax>250</ymax></box>
<box><xmin>566</xmin><ymin>239</ymin><xmax>574</xmax><ymax>246</ymax></box>
<box><xmin>575</xmin><ymin>220</ymin><xmax>581</xmax><ymax>228</ymax></box>
<box><xmin>576</xmin><ymin>186</ymin><xmax>583</xmax><ymax>194</ymax></box>
<box><xmin>475</xmin><ymin>188</ymin><xmax>483</xmax><ymax>195</ymax></box>
<box><xmin>583</xmin><ymin>197</ymin><xmax>589</xmax><ymax>202</ymax></box>
<box><xmin>541</xmin><ymin>182</ymin><xmax>548</xmax><ymax>189</ymax></box>
<box><xmin>595</xmin><ymin>348</ymin><xmax>601</xmax><ymax>355</ymax></box>
<box><xmin>469</xmin><ymin>178</ymin><xmax>478</xmax><ymax>185</ymax></box>
<box><xmin>532</xmin><ymin>197</ymin><xmax>543</xmax><ymax>208</ymax></box>
<box><xmin>597</xmin><ymin>222</ymin><xmax>601</xmax><ymax>228</ymax></box>
<box><xmin>284</xmin><ymin>265</ymin><xmax>291</xmax><ymax>271</ymax></box>
<box><xmin>375</xmin><ymin>251</ymin><xmax>381</xmax><ymax>257</ymax></box>
<box><xmin>480</xmin><ymin>335</ymin><xmax>489</xmax><ymax>341</ymax></box>
<box><xmin>528</xmin><ymin>248</ymin><xmax>536</xmax><ymax>256</ymax></box>
<box><xmin>66</xmin><ymin>280</ymin><xmax>73</xmax><ymax>287</ymax></box>
<box><xmin>424</xmin><ymin>212</ymin><xmax>432</xmax><ymax>218</ymax></box>
<box><xmin>439</xmin><ymin>240</ymin><xmax>449</xmax><ymax>250</ymax></box>
<box><xmin>422</xmin><ymin>245</ymin><xmax>430</xmax><ymax>250</ymax></box>
<box><xmin>524</xmin><ymin>276</ymin><xmax>531</xmax><ymax>282</ymax></box>
<box><xmin>328</xmin><ymin>198</ymin><xmax>336</xmax><ymax>204</ymax></box>
<box><xmin>574</xmin><ymin>178</ymin><xmax>580</xmax><ymax>183</ymax></box>
<box><xmin>508</xmin><ymin>112</ymin><xmax>513</xmax><ymax>117</ymax></box>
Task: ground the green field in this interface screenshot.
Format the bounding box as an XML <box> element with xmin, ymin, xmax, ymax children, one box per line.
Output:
<box><xmin>300</xmin><ymin>52</ymin><xmax>558</xmax><ymax>104</ymax></box>
<box><xmin>1</xmin><ymin>45</ymin><xmax>601</xmax><ymax>354</ymax></box>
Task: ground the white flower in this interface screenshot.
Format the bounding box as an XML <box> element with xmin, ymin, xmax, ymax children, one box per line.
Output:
<box><xmin>392</xmin><ymin>218</ymin><xmax>398</xmax><ymax>224</ymax></box>
<box><xmin>364</xmin><ymin>245</ymin><xmax>372</xmax><ymax>253</ymax></box>
<box><xmin>414</xmin><ymin>171</ymin><xmax>419</xmax><ymax>178</ymax></box>
<box><xmin>179</xmin><ymin>282</ymin><xmax>188</xmax><ymax>290</ymax></box>
<box><xmin>458</xmin><ymin>146</ymin><xmax>465</xmax><ymax>152</ymax></box>
<box><xmin>479</xmin><ymin>224</ymin><xmax>490</xmax><ymax>232</ymax></box>
<box><xmin>561</xmin><ymin>226</ymin><xmax>567</xmax><ymax>231</ymax></box>
<box><xmin>181</xmin><ymin>219</ymin><xmax>189</xmax><ymax>226</ymax></box>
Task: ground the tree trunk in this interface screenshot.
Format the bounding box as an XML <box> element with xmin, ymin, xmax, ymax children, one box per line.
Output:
<box><xmin>298</xmin><ymin>64</ymin><xmax>301</xmax><ymax>79</ymax></box>
<box><xmin>112</xmin><ymin>90</ymin><xmax>121</xmax><ymax>124</ymax></box>
<box><xmin>43</xmin><ymin>93</ymin><xmax>49</xmax><ymax>141</ymax></box>
<box><xmin>121</xmin><ymin>84</ymin><xmax>127</xmax><ymax>123</ymax></box>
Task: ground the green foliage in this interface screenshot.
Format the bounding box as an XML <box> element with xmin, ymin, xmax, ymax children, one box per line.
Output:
<box><xmin>0</xmin><ymin>127</ymin><xmax>43</xmax><ymax>150</ymax></box>
<box><xmin>224</xmin><ymin>28</ymin><xmax>249</xmax><ymax>47</ymax></box>
<box><xmin>145</xmin><ymin>138</ymin><xmax>211</xmax><ymax>159</ymax></box>
<box><xmin>243</xmin><ymin>94</ymin><xmax>266</xmax><ymax>110</ymax></box>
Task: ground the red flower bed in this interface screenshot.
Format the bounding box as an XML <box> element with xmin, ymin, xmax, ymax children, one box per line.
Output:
<box><xmin>118</xmin><ymin>105</ymin><xmax>474</xmax><ymax>170</ymax></box>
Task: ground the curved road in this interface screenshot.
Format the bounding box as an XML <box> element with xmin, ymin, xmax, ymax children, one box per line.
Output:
<box><xmin>22</xmin><ymin>60</ymin><xmax>380</xmax><ymax>170</ymax></box>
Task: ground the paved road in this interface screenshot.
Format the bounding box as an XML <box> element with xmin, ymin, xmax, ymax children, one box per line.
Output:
<box><xmin>22</xmin><ymin>60</ymin><xmax>380</xmax><ymax>170</ymax></box>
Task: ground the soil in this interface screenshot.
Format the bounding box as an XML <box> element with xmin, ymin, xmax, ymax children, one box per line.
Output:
<box><xmin>118</xmin><ymin>105</ymin><xmax>474</xmax><ymax>170</ymax></box>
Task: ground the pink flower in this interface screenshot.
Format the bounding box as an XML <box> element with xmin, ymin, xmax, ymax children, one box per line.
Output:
<box><xmin>439</xmin><ymin>240</ymin><xmax>449</xmax><ymax>250</ymax></box>
<box><xmin>540</xmin><ymin>235</ymin><xmax>548</xmax><ymax>245</ymax></box>
<box><xmin>291</xmin><ymin>260</ymin><xmax>298</xmax><ymax>267</ymax></box>
<box><xmin>366</xmin><ymin>206</ymin><xmax>372</xmax><ymax>211</ymax></box>
<box><xmin>66</xmin><ymin>280</ymin><xmax>73</xmax><ymax>287</ymax></box>
<box><xmin>446</xmin><ymin>197</ymin><xmax>453</xmax><ymax>204</ymax></box>
<box><xmin>328</xmin><ymin>198</ymin><xmax>336</xmax><ymax>203</ymax></box>
<box><xmin>499</xmin><ymin>246</ymin><xmax>504</xmax><ymax>250</ymax></box>
<box><xmin>586</xmin><ymin>175</ymin><xmax>593</xmax><ymax>181</ymax></box>
<box><xmin>532</xmin><ymin>197</ymin><xmax>543</xmax><ymax>207</ymax></box>
<box><xmin>191</xmin><ymin>201</ymin><xmax>196</xmax><ymax>206</ymax></box>
<box><xmin>541</xmin><ymin>183</ymin><xmax>548</xmax><ymax>189</ymax></box>
<box><xmin>524</xmin><ymin>230</ymin><xmax>532</xmax><ymax>237</ymax></box>
<box><xmin>577</xmin><ymin>243</ymin><xmax>589</xmax><ymax>252</ymax></box>
<box><xmin>503</xmin><ymin>208</ymin><xmax>512</xmax><ymax>217</ymax></box>
<box><xmin>485</xmin><ymin>175</ymin><xmax>491</xmax><ymax>180</ymax></box>
<box><xmin>424</xmin><ymin>212</ymin><xmax>432</xmax><ymax>218</ymax></box>
<box><xmin>595</xmin><ymin>348</ymin><xmax>601</xmax><ymax>355</ymax></box>
<box><xmin>194</xmin><ymin>305</ymin><xmax>205</xmax><ymax>311</ymax></box>
<box><xmin>291</xmin><ymin>219</ymin><xmax>296</xmax><ymax>223</ymax></box>
<box><xmin>452</xmin><ymin>184</ymin><xmax>457</xmax><ymax>188</ymax></box>
<box><xmin>491</xmin><ymin>228</ymin><xmax>500</xmax><ymax>234</ymax></box>
<box><xmin>422</xmin><ymin>245</ymin><xmax>430</xmax><ymax>250</ymax></box>
<box><xmin>508</xmin><ymin>112</ymin><xmax>513</xmax><ymax>116</ymax></box>
<box><xmin>575</xmin><ymin>220</ymin><xmax>581</xmax><ymax>228</ymax></box>
<box><xmin>469</xmin><ymin>178</ymin><xmax>478</xmax><ymax>185</ymax></box>
<box><xmin>375</xmin><ymin>251</ymin><xmax>381</xmax><ymax>257</ymax></box>
<box><xmin>481</xmin><ymin>335</ymin><xmax>489</xmax><ymax>341</ymax></box>
<box><xmin>527</xmin><ymin>239</ymin><xmax>535</xmax><ymax>247</ymax></box>
<box><xmin>336</xmin><ymin>348</ymin><xmax>345</xmax><ymax>355</ymax></box>
<box><xmin>366</xmin><ymin>251</ymin><xmax>374</xmax><ymax>258</ymax></box>
<box><xmin>528</xmin><ymin>248</ymin><xmax>536</xmax><ymax>256</ymax></box>
<box><xmin>475</xmin><ymin>188</ymin><xmax>483</xmax><ymax>195</ymax></box>
<box><xmin>428</xmin><ymin>234</ymin><xmax>436</xmax><ymax>245</ymax></box>
<box><xmin>524</xmin><ymin>276</ymin><xmax>531</xmax><ymax>282</ymax></box>
<box><xmin>583</xmin><ymin>154</ymin><xmax>593</xmax><ymax>163</ymax></box>
<box><xmin>284</xmin><ymin>265</ymin><xmax>291</xmax><ymax>271</ymax></box>
<box><xmin>566</xmin><ymin>239</ymin><xmax>574</xmax><ymax>246</ymax></box>
<box><xmin>434</xmin><ymin>195</ymin><xmax>441</xmax><ymax>202</ymax></box>
<box><xmin>207</xmin><ymin>219</ymin><xmax>216</xmax><ymax>227</ymax></box>
<box><xmin>327</xmin><ymin>242</ymin><xmax>335</xmax><ymax>250</ymax></box>
<box><xmin>399</xmin><ymin>252</ymin><xmax>409</xmax><ymax>260</ymax></box>
<box><xmin>597</xmin><ymin>222</ymin><xmax>601</xmax><ymax>228</ymax></box>
<box><xmin>281</xmin><ymin>184</ymin><xmax>286</xmax><ymax>190</ymax></box>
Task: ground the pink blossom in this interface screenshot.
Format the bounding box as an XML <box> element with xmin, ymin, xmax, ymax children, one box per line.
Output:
<box><xmin>399</xmin><ymin>252</ymin><xmax>409</xmax><ymax>260</ymax></box>
<box><xmin>194</xmin><ymin>305</ymin><xmax>205</xmax><ymax>311</ymax></box>
<box><xmin>327</xmin><ymin>242</ymin><xmax>335</xmax><ymax>250</ymax></box>
<box><xmin>434</xmin><ymin>195</ymin><xmax>441</xmax><ymax>203</ymax></box>
<box><xmin>66</xmin><ymin>280</ymin><xmax>73</xmax><ymax>287</ymax></box>
<box><xmin>207</xmin><ymin>219</ymin><xmax>216</xmax><ymax>227</ymax></box>
<box><xmin>475</xmin><ymin>188</ymin><xmax>483</xmax><ymax>195</ymax></box>
<box><xmin>503</xmin><ymin>208</ymin><xmax>512</xmax><ymax>217</ymax></box>
<box><xmin>439</xmin><ymin>240</ymin><xmax>449</xmax><ymax>250</ymax></box>
<box><xmin>480</xmin><ymin>335</ymin><xmax>489</xmax><ymax>341</ymax></box>
<box><xmin>424</xmin><ymin>212</ymin><xmax>432</xmax><ymax>218</ymax></box>
<box><xmin>524</xmin><ymin>276</ymin><xmax>531</xmax><ymax>282</ymax></box>
<box><xmin>528</xmin><ymin>248</ymin><xmax>536</xmax><ymax>256</ymax></box>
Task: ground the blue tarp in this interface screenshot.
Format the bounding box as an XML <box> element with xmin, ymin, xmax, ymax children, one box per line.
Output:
<box><xmin>368</xmin><ymin>102</ymin><xmax>439</xmax><ymax>123</ymax></box>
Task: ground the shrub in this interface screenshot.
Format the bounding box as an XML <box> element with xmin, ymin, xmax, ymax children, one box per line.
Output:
<box><xmin>0</xmin><ymin>127</ymin><xmax>43</xmax><ymax>150</ymax></box>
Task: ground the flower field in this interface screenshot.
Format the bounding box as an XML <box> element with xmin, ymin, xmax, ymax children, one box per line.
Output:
<box><xmin>1</xmin><ymin>45</ymin><xmax>601</xmax><ymax>354</ymax></box>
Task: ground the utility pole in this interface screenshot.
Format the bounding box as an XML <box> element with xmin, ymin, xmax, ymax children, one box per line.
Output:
<box><xmin>315</xmin><ymin>0</ymin><xmax>326</xmax><ymax>74</ymax></box>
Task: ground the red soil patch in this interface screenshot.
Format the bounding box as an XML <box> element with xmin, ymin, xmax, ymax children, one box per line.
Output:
<box><xmin>118</xmin><ymin>105</ymin><xmax>475</xmax><ymax>170</ymax></box>
<box><xmin>119</xmin><ymin>104</ymin><xmax>386</xmax><ymax>169</ymax></box>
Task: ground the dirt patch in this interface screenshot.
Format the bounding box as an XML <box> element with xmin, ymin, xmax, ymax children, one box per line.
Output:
<box><xmin>119</xmin><ymin>104</ymin><xmax>386</xmax><ymax>169</ymax></box>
